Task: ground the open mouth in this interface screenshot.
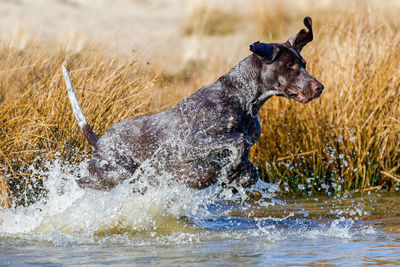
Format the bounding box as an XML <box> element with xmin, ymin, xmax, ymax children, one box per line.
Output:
<box><xmin>314</xmin><ymin>90</ymin><xmax>323</xmax><ymax>98</ymax></box>
<box><xmin>286</xmin><ymin>88</ymin><xmax>312</xmax><ymax>103</ymax></box>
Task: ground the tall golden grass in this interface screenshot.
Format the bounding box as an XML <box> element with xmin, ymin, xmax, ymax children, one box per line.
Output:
<box><xmin>253</xmin><ymin>7</ymin><xmax>400</xmax><ymax>193</ymax></box>
<box><xmin>1</xmin><ymin>2</ymin><xmax>400</xmax><ymax>205</ymax></box>
<box><xmin>0</xmin><ymin>43</ymin><xmax>156</xmax><ymax>205</ymax></box>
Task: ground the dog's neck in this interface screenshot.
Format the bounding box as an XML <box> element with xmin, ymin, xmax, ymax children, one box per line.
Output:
<box><xmin>229</xmin><ymin>55</ymin><xmax>279</xmax><ymax>117</ymax></box>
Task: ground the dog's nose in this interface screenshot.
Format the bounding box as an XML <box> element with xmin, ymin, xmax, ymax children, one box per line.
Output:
<box><xmin>312</xmin><ymin>82</ymin><xmax>324</xmax><ymax>93</ymax></box>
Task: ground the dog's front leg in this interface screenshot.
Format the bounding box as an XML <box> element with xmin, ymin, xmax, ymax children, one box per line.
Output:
<box><xmin>247</xmin><ymin>115</ymin><xmax>261</xmax><ymax>145</ymax></box>
<box><xmin>228</xmin><ymin>160</ymin><xmax>259</xmax><ymax>187</ymax></box>
<box><xmin>186</xmin><ymin>132</ymin><xmax>251</xmax><ymax>165</ymax></box>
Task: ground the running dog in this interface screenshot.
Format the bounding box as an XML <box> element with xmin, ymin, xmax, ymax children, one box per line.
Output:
<box><xmin>63</xmin><ymin>17</ymin><xmax>324</xmax><ymax>190</ymax></box>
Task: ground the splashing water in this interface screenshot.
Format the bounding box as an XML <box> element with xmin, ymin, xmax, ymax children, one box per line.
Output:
<box><xmin>0</xmin><ymin>158</ymin><xmax>381</xmax><ymax>250</ymax></box>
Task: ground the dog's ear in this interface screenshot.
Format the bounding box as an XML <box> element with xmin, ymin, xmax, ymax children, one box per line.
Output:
<box><xmin>249</xmin><ymin>41</ymin><xmax>280</xmax><ymax>63</ymax></box>
<box><xmin>286</xmin><ymin>16</ymin><xmax>313</xmax><ymax>52</ymax></box>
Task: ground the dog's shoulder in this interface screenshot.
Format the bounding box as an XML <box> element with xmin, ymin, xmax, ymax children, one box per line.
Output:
<box><xmin>189</xmin><ymin>81</ymin><xmax>242</xmax><ymax>110</ymax></box>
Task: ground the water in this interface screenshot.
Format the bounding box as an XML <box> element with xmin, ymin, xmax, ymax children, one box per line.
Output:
<box><xmin>1</xmin><ymin>160</ymin><xmax>399</xmax><ymax>266</ymax></box>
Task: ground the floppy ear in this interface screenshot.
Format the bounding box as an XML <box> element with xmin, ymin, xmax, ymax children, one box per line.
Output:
<box><xmin>286</xmin><ymin>16</ymin><xmax>313</xmax><ymax>52</ymax></box>
<box><xmin>249</xmin><ymin>41</ymin><xmax>280</xmax><ymax>63</ymax></box>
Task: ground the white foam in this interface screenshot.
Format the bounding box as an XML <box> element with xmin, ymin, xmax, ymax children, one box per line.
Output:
<box><xmin>0</xmin><ymin>159</ymin><xmax>377</xmax><ymax>246</ymax></box>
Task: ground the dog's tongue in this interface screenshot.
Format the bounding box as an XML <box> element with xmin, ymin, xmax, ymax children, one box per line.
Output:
<box><xmin>288</xmin><ymin>88</ymin><xmax>308</xmax><ymax>101</ymax></box>
<box><xmin>296</xmin><ymin>94</ymin><xmax>308</xmax><ymax>101</ymax></box>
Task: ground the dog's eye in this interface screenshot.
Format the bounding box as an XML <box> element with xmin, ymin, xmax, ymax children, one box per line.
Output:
<box><xmin>287</xmin><ymin>63</ymin><xmax>296</xmax><ymax>69</ymax></box>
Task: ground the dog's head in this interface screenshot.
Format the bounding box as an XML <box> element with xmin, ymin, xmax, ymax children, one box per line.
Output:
<box><xmin>249</xmin><ymin>17</ymin><xmax>324</xmax><ymax>103</ymax></box>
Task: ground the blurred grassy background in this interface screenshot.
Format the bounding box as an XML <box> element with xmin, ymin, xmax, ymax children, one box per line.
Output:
<box><xmin>1</xmin><ymin>0</ymin><xmax>399</xmax><ymax>206</ymax></box>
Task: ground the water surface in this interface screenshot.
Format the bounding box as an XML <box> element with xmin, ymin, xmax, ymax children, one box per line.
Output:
<box><xmin>1</xmin><ymin>161</ymin><xmax>399</xmax><ymax>266</ymax></box>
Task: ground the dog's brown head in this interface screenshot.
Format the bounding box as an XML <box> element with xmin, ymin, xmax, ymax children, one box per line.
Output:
<box><xmin>250</xmin><ymin>16</ymin><xmax>324</xmax><ymax>103</ymax></box>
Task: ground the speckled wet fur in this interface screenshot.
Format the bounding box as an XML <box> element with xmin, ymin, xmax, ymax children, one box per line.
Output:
<box><xmin>70</xmin><ymin>17</ymin><xmax>324</xmax><ymax>190</ymax></box>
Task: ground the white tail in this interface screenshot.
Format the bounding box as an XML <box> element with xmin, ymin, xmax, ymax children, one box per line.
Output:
<box><xmin>62</xmin><ymin>65</ymin><xmax>99</xmax><ymax>147</ymax></box>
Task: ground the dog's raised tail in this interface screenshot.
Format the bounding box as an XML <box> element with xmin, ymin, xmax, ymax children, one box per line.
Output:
<box><xmin>62</xmin><ymin>65</ymin><xmax>99</xmax><ymax>147</ymax></box>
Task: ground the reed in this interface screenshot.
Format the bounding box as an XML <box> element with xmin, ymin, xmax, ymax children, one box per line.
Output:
<box><xmin>252</xmin><ymin>9</ymin><xmax>400</xmax><ymax>194</ymax></box>
<box><xmin>0</xmin><ymin>42</ymin><xmax>156</xmax><ymax>205</ymax></box>
<box><xmin>1</xmin><ymin>2</ymin><xmax>400</xmax><ymax>205</ymax></box>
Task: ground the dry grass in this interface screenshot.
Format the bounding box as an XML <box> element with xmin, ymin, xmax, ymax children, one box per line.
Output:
<box><xmin>183</xmin><ymin>0</ymin><xmax>241</xmax><ymax>36</ymax></box>
<box><xmin>1</xmin><ymin>1</ymin><xmax>400</xmax><ymax>205</ymax></box>
<box><xmin>0</xmin><ymin>42</ymin><xmax>156</xmax><ymax>205</ymax></box>
<box><xmin>253</xmin><ymin>9</ymin><xmax>400</xmax><ymax>194</ymax></box>
<box><xmin>250</xmin><ymin>0</ymin><xmax>294</xmax><ymax>39</ymax></box>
